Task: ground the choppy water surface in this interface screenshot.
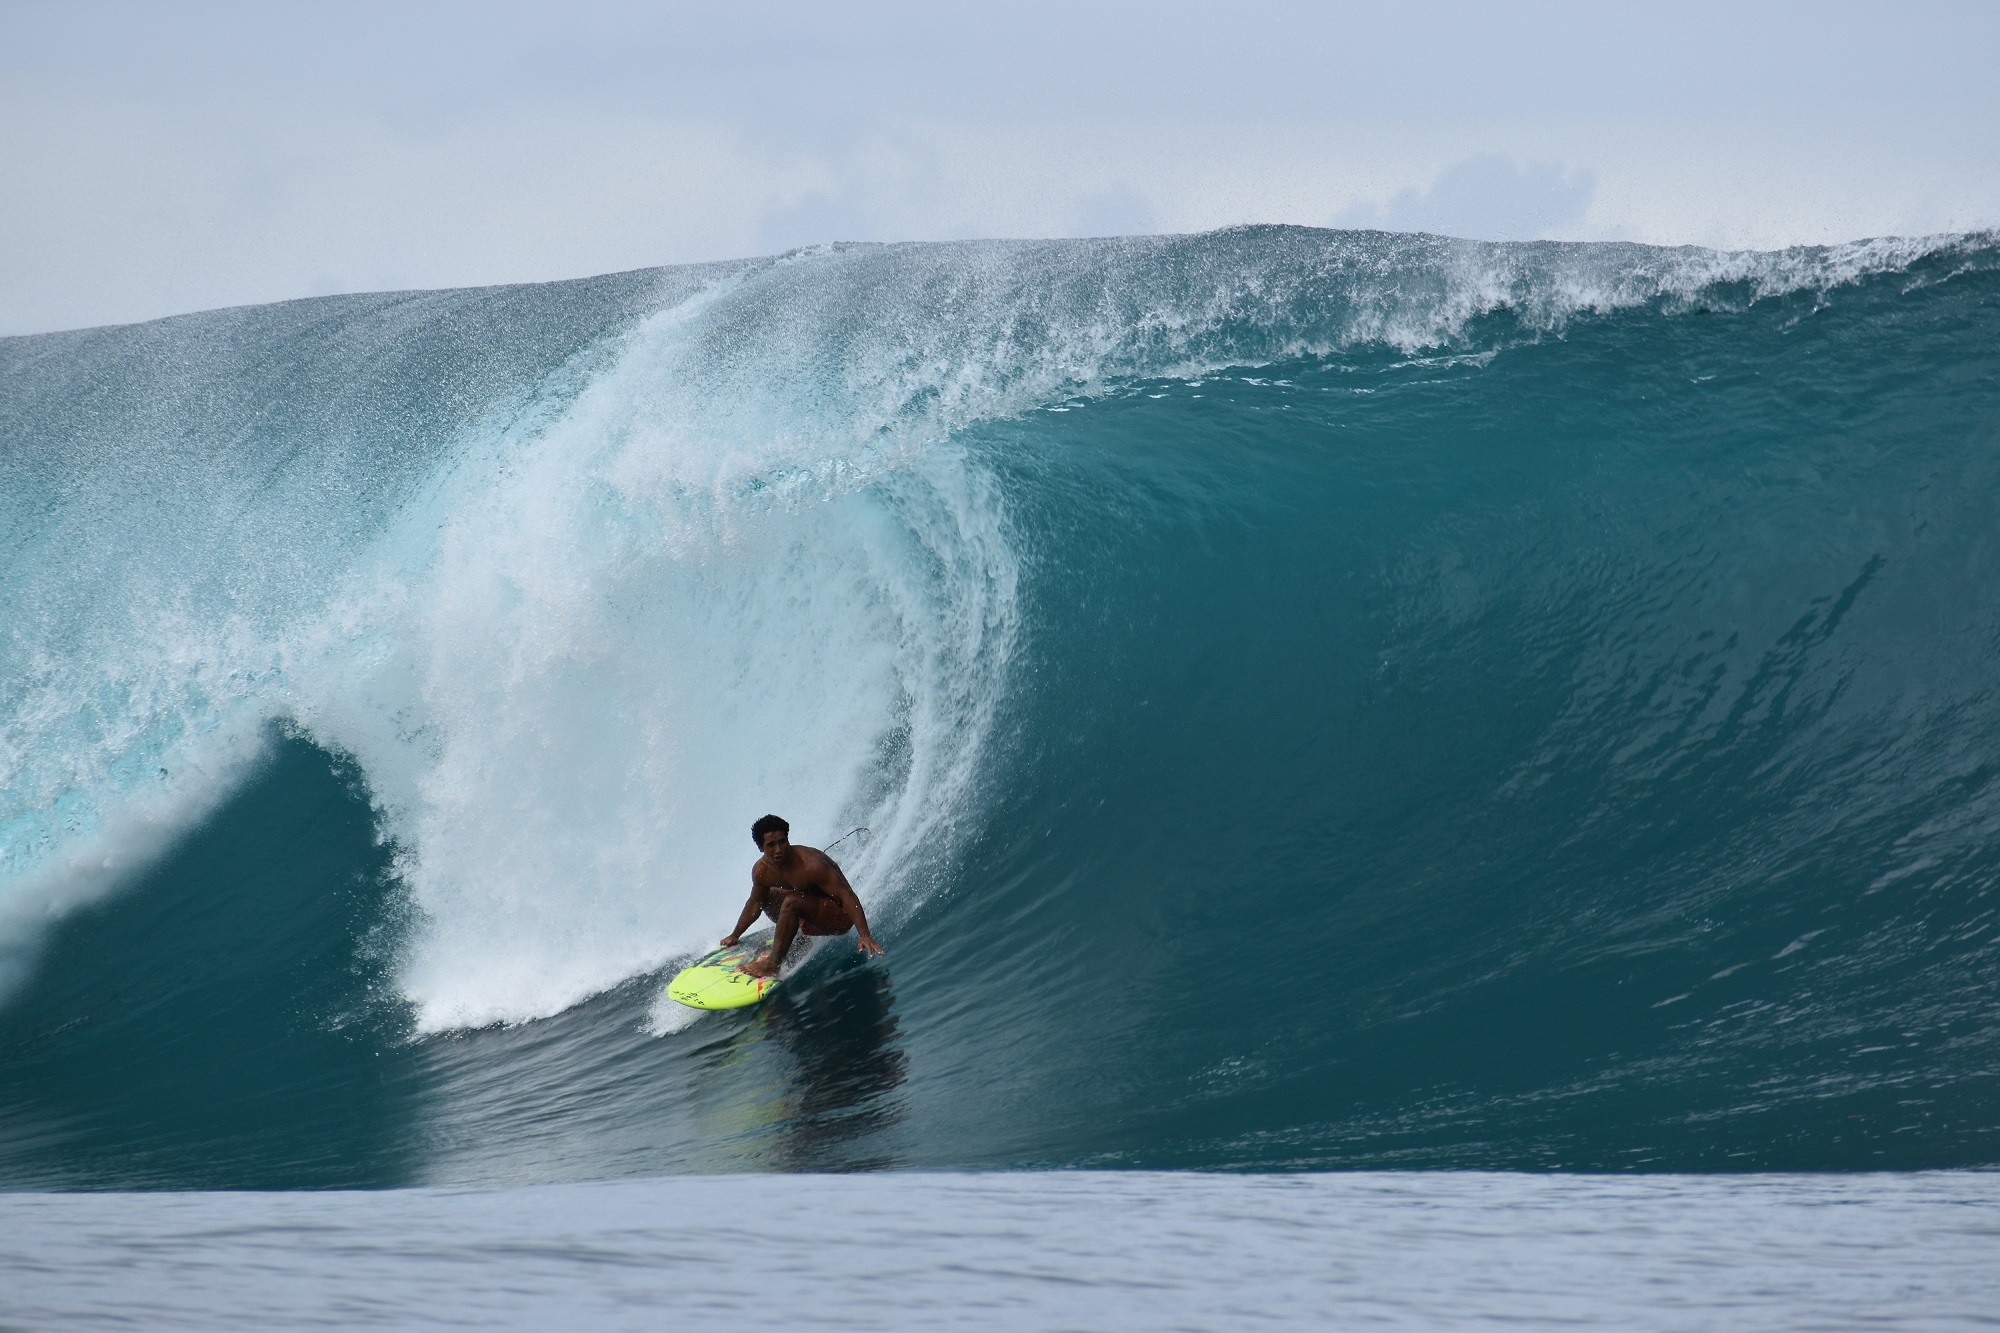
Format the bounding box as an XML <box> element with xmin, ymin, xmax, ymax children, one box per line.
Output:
<box><xmin>6</xmin><ymin>1172</ymin><xmax>1998</xmax><ymax>1330</ymax></box>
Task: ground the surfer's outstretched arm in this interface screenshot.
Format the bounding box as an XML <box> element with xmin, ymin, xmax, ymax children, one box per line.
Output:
<box><xmin>720</xmin><ymin>882</ymin><xmax>764</xmax><ymax>947</ymax></box>
<box><xmin>823</xmin><ymin>858</ymin><xmax>884</xmax><ymax>957</ymax></box>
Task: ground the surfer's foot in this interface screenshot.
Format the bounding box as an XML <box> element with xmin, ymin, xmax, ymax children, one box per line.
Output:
<box><xmin>738</xmin><ymin>953</ymin><xmax>779</xmax><ymax>978</ymax></box>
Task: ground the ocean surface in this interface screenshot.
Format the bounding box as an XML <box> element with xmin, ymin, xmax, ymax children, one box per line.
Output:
<box><xmin>5</xmin><ymin>1172</ymin><xmax>2000</xmax><ymax>1330</ymax></box>
<box><xmin>3</xmin><ymin>226</ymin><xmax>1999</xmax><ymax>1322</ymax></box>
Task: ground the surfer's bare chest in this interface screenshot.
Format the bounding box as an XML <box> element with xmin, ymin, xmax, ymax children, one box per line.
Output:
<box><xmin>755</xmin><ymin>855</ymin><xmax>833</xmax><ymax>896</ymax></box>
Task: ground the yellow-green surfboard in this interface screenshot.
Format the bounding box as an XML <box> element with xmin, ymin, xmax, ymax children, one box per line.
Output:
<box><xmin>666</xmin><ymin>937</ymin><xmax>784</xmax><ymax>1011</ymax></box>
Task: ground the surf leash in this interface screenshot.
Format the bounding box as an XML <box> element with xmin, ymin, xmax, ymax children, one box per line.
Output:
<box><xmin>824</xmin><ymin>826</ymin><xmax>870</xmax><ymax>854</ymax></box>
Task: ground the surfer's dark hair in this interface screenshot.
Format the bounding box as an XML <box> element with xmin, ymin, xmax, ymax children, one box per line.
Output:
<box><xmin>751</xmin><ymin>814</ymin><xmax>790</xmax><ymax>847</ymax></box>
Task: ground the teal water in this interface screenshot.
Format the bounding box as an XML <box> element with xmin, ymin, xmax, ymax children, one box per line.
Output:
<box><xmin>2</xmin><ymin>229</ymin><xmax>1998</xmax><ymax>1188</ymax></box>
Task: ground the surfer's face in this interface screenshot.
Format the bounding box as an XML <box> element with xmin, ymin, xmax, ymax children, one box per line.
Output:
<box><xmin>761</xmin><ymin>830</ymin><xmax>792</xmax><ymax>863</ymax></box>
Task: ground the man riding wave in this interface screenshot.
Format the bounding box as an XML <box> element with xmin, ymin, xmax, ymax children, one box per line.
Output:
<box><xmin>724</xmin><ymin>814</ymin><xmax>884</xmax><ymax>978</ymax></box>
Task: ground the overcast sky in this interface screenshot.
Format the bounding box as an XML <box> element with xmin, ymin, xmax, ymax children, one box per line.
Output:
<box><xmin>4</xmin><ymin>0</ymin><xmax>1997</xmax><ymax>335</ymax></box>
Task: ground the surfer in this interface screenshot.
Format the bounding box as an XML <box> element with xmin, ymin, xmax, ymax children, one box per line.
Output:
<box><xmin>724</xmin><ymin>814</ymin><xmax>884</xmax><ymax>978</ymax></box>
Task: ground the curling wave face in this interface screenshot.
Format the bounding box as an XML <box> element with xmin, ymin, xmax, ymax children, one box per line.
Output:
<box><xmin>2</xmin><ymin>227</ymin><xmax>1998</xmax><ymax>1186</ymax></box>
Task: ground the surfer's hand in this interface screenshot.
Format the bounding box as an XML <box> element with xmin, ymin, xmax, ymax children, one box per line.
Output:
<box><xmin>720</xmin><ymin>934</ymin><xmax>740</xmax><ymax>947</ymax></box>
<box><xmin>857</xmin><ymin>932</ymin><xmax>884</xmax><ymax>957</ymax></box>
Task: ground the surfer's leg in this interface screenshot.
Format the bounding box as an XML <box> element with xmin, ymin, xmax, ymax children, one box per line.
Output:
<box><xmin>743</xmin><ymin>893</ymin><xmax>850</xmax><ymax>977</ymax></box>
<box><xmin>743</xmin><ymin>892</ymin><xmax>807</xmax><ymax>977</ymax></box>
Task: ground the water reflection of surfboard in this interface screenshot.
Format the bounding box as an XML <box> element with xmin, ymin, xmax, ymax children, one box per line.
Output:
<box><xmin>667</xmin><ymin>934</ymin><xmax>792</xmax><ymax>1011</ymax></box>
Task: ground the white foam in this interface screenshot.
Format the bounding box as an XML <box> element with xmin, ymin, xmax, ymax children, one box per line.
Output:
<box><xmin>288</xmin><ymin>273</ymin><xmax>1021</xmax><ymax>1030</ymax></box>
<box><xmin>643</xmin><ymin>991</ymin><xmax>707</xmax><ymax>1037</ymax></box>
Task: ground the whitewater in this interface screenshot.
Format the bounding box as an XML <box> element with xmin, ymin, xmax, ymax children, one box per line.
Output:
<box><xmin>5</xmin><ymin>225</ymin><xmax>2000</xmax><ymax>1326</ymax></box>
